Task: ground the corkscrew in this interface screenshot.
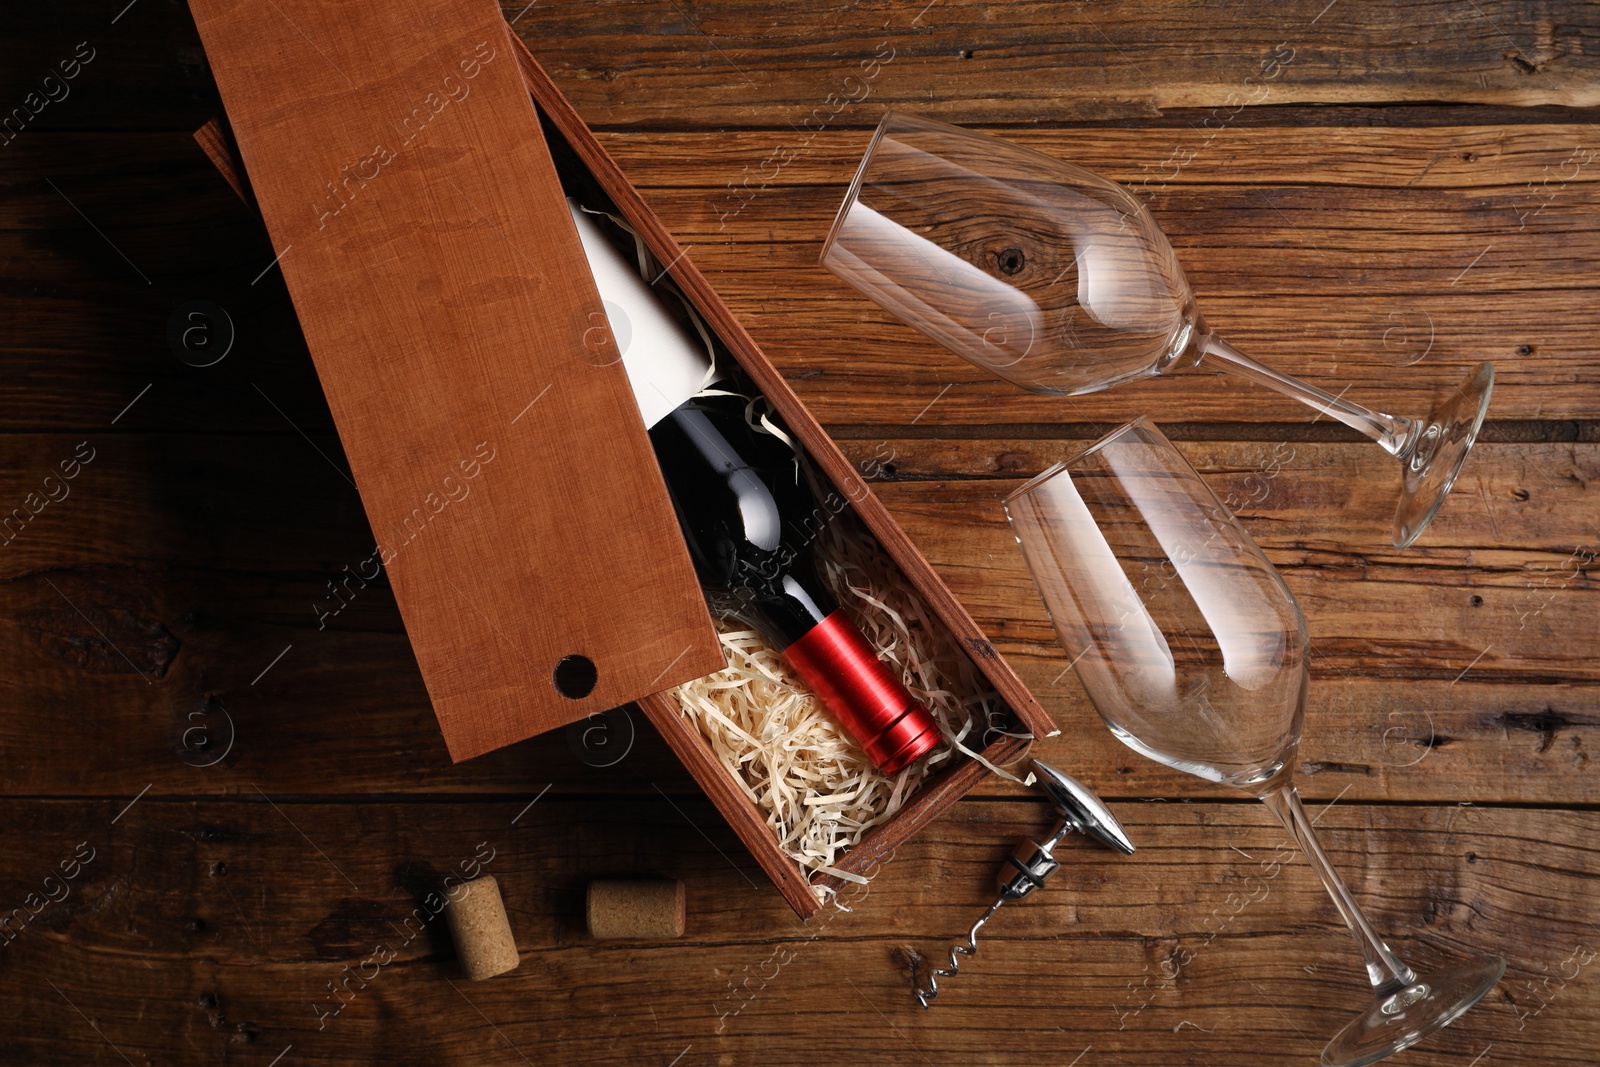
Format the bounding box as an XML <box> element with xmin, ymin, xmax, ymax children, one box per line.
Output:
<box><xmin>913</xmin><ymin>759</ymin><xmax>1135</xmax><ymax>1008</ymax></box>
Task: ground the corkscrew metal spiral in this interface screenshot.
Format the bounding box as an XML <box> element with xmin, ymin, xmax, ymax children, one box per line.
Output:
<box><xmin>913</xmin><ymin>897</ymin><xmax>1004</xmax><ymax>1007</ymax></box>
<box><xmin>913</xmin><ymin>759</ymin><xmax>1135</xmax><ymax>1008</ymax></box>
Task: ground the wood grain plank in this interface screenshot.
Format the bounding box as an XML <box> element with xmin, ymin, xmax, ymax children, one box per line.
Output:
<box><xmin>0</xmin><ymin>798</ymin><xmax>1591</xmax><ymax>1064</ymax></box>
<box><xmin>856</xmin><ymin>436</ymin><xmax>1599</xmax><ymax>802</ymax></box>
<box><xmin>9</xmin><ymin>1</ymin><xmax>1600</xmax><ymax>134</ymax></box>
<box><xmin>10</xmin><ymin>1</ymin><xmax>1600</xmax><ymax>135</ymax></box>
<box><xmin>502</xmin><ymin>0</ymin><xmax>1600</xmax><ymax>124</ymax></box>
<box><xmin>4</xmin><ymin>127</ymin><xmax>1599</xmax><ymax>431</ymax></box>
<box><xmin>0</xmin><ymin>435</ymin><xmax>1589</xmax><ymax>802</ymax></box>
<box><xmin>604</xmin><ymin>125</ymin><xmax>1600</xmax><ymax>426</ymax></box>
<box><xmin>860</xmin><ymin>447</ymin><xmax>1598</xmax><ymax>683</ymax></box>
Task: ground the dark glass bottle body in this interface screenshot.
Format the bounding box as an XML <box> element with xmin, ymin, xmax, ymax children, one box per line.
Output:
<box><xmin>649</xmin><ymin>393</ymin><xmax>939</xmax><ymax>774</ymax></box>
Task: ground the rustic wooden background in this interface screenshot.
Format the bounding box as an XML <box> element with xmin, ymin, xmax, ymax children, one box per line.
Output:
<box><xmin>2</xmin><ymin>1</ymin><xmax>1596</xmax><ymax>1064</ymax></box>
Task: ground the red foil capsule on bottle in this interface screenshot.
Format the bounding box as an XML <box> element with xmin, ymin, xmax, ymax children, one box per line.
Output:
<box><xmin>781</xmin><ymin>610</ymin><xmax>942</xmax><ymax>774</ymax></box>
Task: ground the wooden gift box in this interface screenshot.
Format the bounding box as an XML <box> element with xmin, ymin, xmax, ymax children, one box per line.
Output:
<box><xmin>187</xmin><ymin>0</ymin><xmax>1056</xmax><ymax>918</ymax></box>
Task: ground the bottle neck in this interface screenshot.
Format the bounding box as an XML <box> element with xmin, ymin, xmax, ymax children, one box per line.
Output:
<box><xmin>649</xmin><ymin>393</ymin><xmax>842</xmax><ymax>645</ymax></box>
<box><xmin>737</xmin><ymin>551</ymin><xmax>839</xmax><ymax>647</ymax></box>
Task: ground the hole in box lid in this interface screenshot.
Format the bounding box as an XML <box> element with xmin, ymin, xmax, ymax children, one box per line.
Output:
<box><xmin>553</xmin><ymin>654</ymin><xmax>597</xmax><ymax>699</ymax></box>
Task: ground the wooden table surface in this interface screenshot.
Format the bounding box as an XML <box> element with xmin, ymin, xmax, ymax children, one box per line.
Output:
<box><xmin>3</xmin><ymin>2</ymin><xmax>1596</xmax><ymax>1064</ymax></box>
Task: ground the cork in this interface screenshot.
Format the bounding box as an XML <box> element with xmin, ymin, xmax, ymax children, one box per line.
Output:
<box><xmin>586</xmin><ymin>879</ymin><xmax>686</xmax><ymax>940</ymax></box>
<box><xmin>444</xmin><ymin>875</ymin><xmax>519</xmax><ymax>980</ymax></box>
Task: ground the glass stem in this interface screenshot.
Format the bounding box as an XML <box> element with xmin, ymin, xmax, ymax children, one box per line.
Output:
<box><xmin>1259</xmin><ymin>783</ymin><xmax>1418</xmax><ymax>995</ymax></box>
<box><xmin>1197</xmin><ymin>333</ymin><xmax>1418</xmax><ymax>457</ymax></box>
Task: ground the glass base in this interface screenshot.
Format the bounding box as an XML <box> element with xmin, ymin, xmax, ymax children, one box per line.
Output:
<box><xmin>1321</xmin><ymin>954</ymin><xmax>1506</xmax><ymax>1067</ymax></box>
<box><xmin>1392</xmin><ymin>361</ymin><xmax>1494</xmax><ymax>548</ymax></box>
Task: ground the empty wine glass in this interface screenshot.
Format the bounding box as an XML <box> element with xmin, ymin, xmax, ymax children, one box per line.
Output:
<box><xmin>822</xmin><ymin>111</ymin><xmax>1493</xmax><ymax>548</ymax></box>
<box><xmin>1003</xmin><ymin>417</ymin><xmax>1504</xmax><ymax>1066</ymax></box>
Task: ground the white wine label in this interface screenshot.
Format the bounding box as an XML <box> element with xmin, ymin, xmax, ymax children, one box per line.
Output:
<box><xmin>566</xmin><ymin>199</ymin><xmax>714</xmax><ymax>428</ymax></box>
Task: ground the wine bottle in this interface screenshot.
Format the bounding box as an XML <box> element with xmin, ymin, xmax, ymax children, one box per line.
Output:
<box><xmin>565</xmin><ymin>199</ymin><xmax>940</xmax><ymax>774</ymax></box>
<box><xmin>649</xmin><ymin>394</ymin><xmax>940</xmax><ymax>774</ymax></box>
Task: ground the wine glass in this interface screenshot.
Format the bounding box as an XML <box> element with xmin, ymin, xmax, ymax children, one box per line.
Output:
<box><xmin>821</xmin><ymin>111</ymin><xmax>1493</xmax><ymax>548</ymax></box>
<box><xmin>1003</xmin><ymin>417</ymin><xmax>1504</xmax><ymax>1067</ymax></box>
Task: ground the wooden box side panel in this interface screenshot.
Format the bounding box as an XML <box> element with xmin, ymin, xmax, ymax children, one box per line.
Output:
<box><xmin>638</xmin><ymin>693</ymin><xmax>823</xmax><ymax>919</ymax></box>
<box><xmin>812</xmin><ymin>734</ymin><xmax>1031</xmax><ymax>894</ymax></box>
<box><xmin>186</xmin><ymin>0</ymin><xmax>723</xmax><ymax>760</ymax></box>
<box><xmin>507</xmin><ymin>34</ymin><xmax>1056</xmax><ymax>741</ymax></box>
<box><xmin>643</xmin><ymin>694</ymin><xmax>1033</xmax><ymax>917</ymax></box>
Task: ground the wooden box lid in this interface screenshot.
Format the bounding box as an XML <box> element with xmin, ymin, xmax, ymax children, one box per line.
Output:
<box><xmin>185</xmin><ymin>0</ymin><xmax>725</xmax><ymax>760</ymax></box>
